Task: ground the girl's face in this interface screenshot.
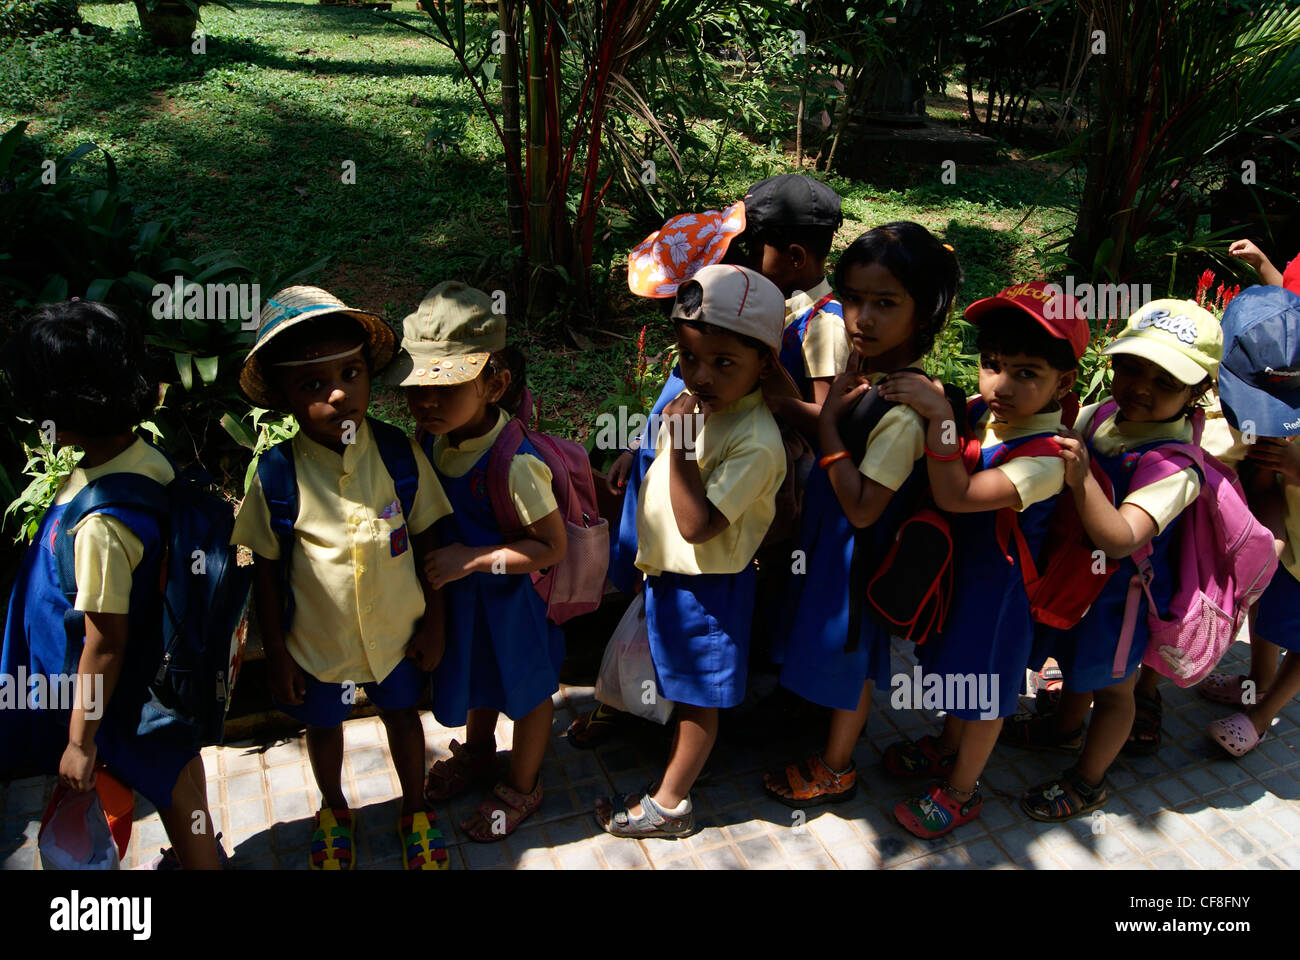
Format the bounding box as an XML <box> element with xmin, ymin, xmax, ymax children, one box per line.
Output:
<box><xmin>1110</xmin><ymin>354</ymin><xmax>1199</xmax><ymax>422</ymax></box>
<box><xmin>277</xmin><ymin>338</ymin><xmax>371</xmax><ymax>453</ymax></box>
<box><xmin>406</xmin><ymin>367</ymin><xmax>507</xmax><ymax>443</ymax></box>
<box><xmin>978</xmin><ymin>350</ymin><xmax>1074</xmax><ymax>424</ymax></box>
<box><xmin>839</xmin><ymin>261</ymin><xmax>919</xmax><ymax>372</ymax></box>
<box><xmin>676</xmin><ymin>323</ymin><xmax>767</xmax><ymax>414</ymax></box>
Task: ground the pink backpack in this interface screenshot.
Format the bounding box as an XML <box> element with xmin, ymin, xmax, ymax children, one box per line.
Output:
<box><xmin>1112</xmin><ymin>410</ymin><xmax>1278</xmax><ymax>687</ymax></box>
<box><xmin>487</xmin><ymin>387</ymin><xmax>610</xmax><ymax>624</ymax></box>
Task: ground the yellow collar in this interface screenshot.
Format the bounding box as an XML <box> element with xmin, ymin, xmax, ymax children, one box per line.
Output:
<box><xmin>296</xmin><ymin>417</ymin><xmax>372</xmax><ymax>473</ymax></box>
<box><xmin>706</xmin><ymin>387</ymin><xmax>764</xmax><ymax>417</ymax></box>
<box><xmin>434</xmin><ymin>408</ymin><xmax>510</xmax><ymax>458</ymax></box>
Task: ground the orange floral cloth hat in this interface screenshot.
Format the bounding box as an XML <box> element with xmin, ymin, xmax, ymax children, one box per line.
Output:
<box><xmin>627</xmin><ymin>201</ymin><xmax>746</xmax><ymax>298</ymax></box>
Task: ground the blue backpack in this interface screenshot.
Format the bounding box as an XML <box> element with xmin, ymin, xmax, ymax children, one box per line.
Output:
<box><xmin>55</xmin><ymin>453</ymin><xmax>254</xmax><ymax>746</ymax></box>
<box><xmin>255</xmin><ymin>417</ymin><xmax>419</xmax><ymax>633</ymax></box>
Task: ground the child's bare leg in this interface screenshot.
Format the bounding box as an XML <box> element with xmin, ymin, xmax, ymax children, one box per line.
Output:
<box><xmin>304</xmin><ymin>725</ymin><xmax>347</xmax><ymax>810</ymax></box>
<box><xmin>378</xmin><ymin>706</ymin><xmax>426</xmax><ymax>816</ymax></box>
<box><xmin>465</xmin><ymin>707</ymin><xmax>498</xmax><ymax>751</ymax></box>
<box><xmin>823</xmin><ymin>681</ymin><xmax>871</xmax><ymax>771</ymax></box>
<box><xmin>1249</xmin><ymin>636</ymin><xmax>1280</xmax><ymax>697</ymax></box>
<box><xmin>158</xmin><ymin>755</ymin><xmax>221</xmax><ymax>869</ymax></box>
<box><xmin>506</xmin><ymin>696</ymin><xmax>553</xmax><ymax>794</ymax></box>
<box><xmin>1246</xmin><ymin>650</ymin><xmax>1300</xmax><ymax>737</ymax></box>
<box><xmin>1075</xmin><ymin>672</ymin><xmax>1139</xmax><ymax>785</ymax></box>
<box><xmin>1134</xmin><ymin>665</ymin><xmax>1161</xmax><ymax>701</ymax></box>
<box><xmin>938</xmin><ymin>713</ymin><xmax>964</xmax><ymax>753</ymax></box>
<box><xmin>948</xmin><ymin>717</ymin><xmax>1000</xmax><ymax>795</ymax></box>
<box><xmin>1054</xmin><ymin>689</ymin><xmax>1093</xmax><ymax>733</ymax></box>
<box><xmin>646</xmin><ymin>704</ymin><xmax>717</xmax><ymax>811</ymax></box>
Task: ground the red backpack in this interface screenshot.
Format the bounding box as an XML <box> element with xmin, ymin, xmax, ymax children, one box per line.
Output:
<box><xmin>486</xmin><ymin>387</ymin><xmax>610</xmax><ymax>624</ymax></box>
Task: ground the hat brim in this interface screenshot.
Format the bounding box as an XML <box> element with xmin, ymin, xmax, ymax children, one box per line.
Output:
<box><xmin>239</xmin><ymin>307</ymin><xmax>396</xmax><ymax>409</ymax></box>
<box><xmin>384</xmin><ymin>346</ymin><xmax>492</xmax><ymax>388</ymax></box>
<box><xmin>1102</xmin><ymin>337</ymin><xmax>1211</xmax><ymax>385</ymax></box>
<box><xmin>1217</xmin><ymin>361</ymin><xmax>1300</xmax><ymax>436</ymax></box>
<box><xmin>762</xmin><ymin>350</ymin><xmax>803</xmax><ymax>402</ymax></box>
<box><xmin>628</xmin><ymin>202</ymin><xmax>747</xmax><ymax>299</ymax></box>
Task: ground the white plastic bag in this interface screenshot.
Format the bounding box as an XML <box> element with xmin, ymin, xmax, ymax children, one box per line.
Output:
<box><xmin>594</xmin><ymin>593</ymin><xmax>674</xmax><ymax>724</ymax></box>
<box><xmin>39</xmin><ymin>788</ymin><xmax>120</xmax><ymax>871</ymax></box>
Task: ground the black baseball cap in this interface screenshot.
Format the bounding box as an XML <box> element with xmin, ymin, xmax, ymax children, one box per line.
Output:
<box><xmin>743</xmin><ymin>174</ymin><xmax>843</xmax><ymax>234</ymax></box>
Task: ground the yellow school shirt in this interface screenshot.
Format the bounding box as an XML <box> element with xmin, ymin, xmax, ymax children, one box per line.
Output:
<box><xmin>786</xmin><ymin>278</ymin><xmax>851</xmax><ymax>381</ymax></box>
<box><xmin>1076</xmin><ymin>401</ymin><xmax>1201</xmax><ymax>535</ymax></box>
<box><xmin>426</xmin><ymin>409</ymin><xmax>558</xmax><ymax>524</ymax></box>
<box><xmin>857</xmin><ymin>372</ymin><xmax>926</xmax><ymax>490</ymax></box>
<box><xmin>636</xmin><ymin>388</ymin><xmax>786</xmax><ymax>576</ymax></box>
<box><xmin>1201</xmin><ymin>392</ymin><xmax>1249</xmax><ymax>471</ymax></box>
<box><xmin>231</xmin><ymin>419</ymin><xmax>452</xmax><ymax>685</ymax></box>
<box><xmin>976</xmin><ymin>406</ymin><xmax>1066</xmax><ymax>511</ymax></box>
<box><xmin>55</xmin><ymin>438</ymin><xmax>174</xmax><ymax>615</ymax></box>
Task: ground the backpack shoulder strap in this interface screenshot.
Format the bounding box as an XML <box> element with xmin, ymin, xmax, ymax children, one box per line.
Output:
<box><xmin>806</xmin><ymin>292</ymin><xmax>836</xmax><ymax>321</ymax></box>
<box><xmin>1083</xmin><ymin>400</ymin><xmax>1120</xmax><ymax>441</ymax></box>
<box><xmin>487</xmin><ymin>416</ymin><xmax>528</xmax><ymax>540</ymax></box>
<box><xmin>254</xmin><ymin>438</ymin><xmax>299</xmax><ymax>630</ymax></box>
<box><xmin>369</xmin><ymin>418</ymin><xmax>419</xmax><ymax>521</ymax></box>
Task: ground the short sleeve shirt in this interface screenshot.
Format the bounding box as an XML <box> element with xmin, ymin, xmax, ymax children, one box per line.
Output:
<box><xmin>785</xmin><ymin>278</ymin><xmax>851</xmax><ymax>381</ymax></box>
<box><xmin>636</xmin><ymin>388</ymin><xmax>787</xmax><ymax>576</ymax></box>
<box><xmin>975</xmin><ymin>406</ymin><xmax>1066</xmax><ymax>511</ymax></box>
<box><xmin>427</xmin><ymin>409</ymin><xmax>557</xmax><ymax>526</ymax></box>
<box><xmin>1076</xmin><ymin>401</ymin><xmax>1201</xmax><ymax>535</ymax></box>
<box><xmin>857</xmin><ymin>389</ymin><xmax>926</xmax><ymax>491</ymax></box>
<box><xmin>1200</xmin><ymin>392</ymin><xmax>1249</xmax><ymax>471</ymax></box>
<box><xmin>56</xmin><ymin>439</ymin><xmax>175</xmax><ymax>615</ymax></box>
<box><xmin>231</xmin><ymin>419</ymin><xmax>453</xmax><ymax>685</ymax></box>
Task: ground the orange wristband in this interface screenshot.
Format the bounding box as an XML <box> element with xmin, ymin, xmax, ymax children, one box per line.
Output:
<box><xmin>819</xmin><ymin>450</ymin><xmax>852</xmax><ymax>470</ymax></box>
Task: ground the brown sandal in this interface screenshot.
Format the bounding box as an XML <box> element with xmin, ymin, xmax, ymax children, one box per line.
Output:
<box><xmin>459</xmin><ymin>780</ymin><xmax>543</xmax><ymax>842</ymax></box>
<box><xmin>424</xmin><ymin>739</ymin><xmax>496</xmax><ymax>803</ymax></box>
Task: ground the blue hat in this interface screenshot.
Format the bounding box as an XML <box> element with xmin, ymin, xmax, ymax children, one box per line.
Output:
<box><xmin>1217</xmin><ymin>285</ymin><xmax>1300</xmax><ymax>437</ymax></box>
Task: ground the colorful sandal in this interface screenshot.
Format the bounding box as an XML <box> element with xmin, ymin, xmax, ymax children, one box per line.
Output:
<box><xmin>762</xmin><ymin>754</ymin><xmax>857</xmax><ymax>809</ymax></box>
<box><xmin>595</xmin><ymin>787</ymin><xmax>694</xmax><ymax>839</ymax></box>
<box><xmin>1207</xmin><ymin>713</ymin><xmax>1263</xmax><ymax>758</ymax></box>
<box><xmin>894</xmin><ymin>781</ymin><xmax>983</xmax><ymax>839</ymax></box>
<box><xmin>1020</xmin><ymin>767</ymin><xmax>1107</xmax><ymax>822</ymax></box>
<box><xmin>424</xmin><ymin>739</ymin><xmax>495</xmax><ymax>803</ymax></box>
<box><xmin>400</xmin><ymin>811</ymin><xmax>449</xmax><ymax>870</ymax></box>
<box><xmin>999</xmin><ymin>713</ymin><xmax>1083</xmax><ymax>752</ymax></box>
<box><xmin>309</xmin><ymin>808</ymin><xmax>354</xmax><ymax>871</ymax></box>
<box><xmin>459</xmin><ymin>780</ymin><xmax>543</xmax><ymax>843</ymax></box>
<box><xmin>882</xmin><ymin>735</ymin><xmax>956</xmax><ymax>778</ymax></box>
<box><xmin>565</xmin><ymin>703</ymin><xmax>630</xmax><ymax>750</ymax></box>
<box><xmin>1122</xmin><ymin>690</ymin><xmax>1162</xmax><ymax>756</ymax></box>
<box><xmin>1199</xmin><ymin>673</ymin><xmax>1254</xmax><ymax>707</ymax></box>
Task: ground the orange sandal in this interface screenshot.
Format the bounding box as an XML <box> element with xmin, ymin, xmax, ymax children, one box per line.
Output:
<box><xmin>762</xmin><ymin>754</ymin><xmax>857</xmax><ymax>809</ymax></box>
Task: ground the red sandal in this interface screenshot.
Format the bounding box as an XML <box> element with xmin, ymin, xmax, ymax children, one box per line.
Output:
<box><xmin>762</xmin><ymin>754</ymin><xmax>857</xmax><ymax>809</ymax></box>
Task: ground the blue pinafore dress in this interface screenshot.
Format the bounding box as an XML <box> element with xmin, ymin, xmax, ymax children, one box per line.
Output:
<box><xmin>773</xmin><ymin>454</ymin><xmax>924</xmax><ymax>710</ymax></box>
<box><xmin>917</xmin><ymin>430</ymin><xmax>1060</xmax><ymax>721</ymax></box>
<box><xmin>1041</xmin><ymin>439</ymin><xmax>1182</xmax><ymax>692</ymax></box>
<box><xmin>423</xmin><ymin>437</ymin><xmax>566</xmax><ymax>726</ymax></box>
<box><xmin>0</xmin><ymin>497</ymin><xmax>198</xmax><ymax>806</ymax></box>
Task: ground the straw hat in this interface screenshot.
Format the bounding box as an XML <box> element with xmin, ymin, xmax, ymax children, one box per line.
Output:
<box><xmin>385</xmin><ymin>282</ymin><xmax>506</xmax><ymax>388</ymax></box>
<box><xmin>239</xmin><ymin>285</ymin><xmax>395</xmax><ymax>409</ymax></box>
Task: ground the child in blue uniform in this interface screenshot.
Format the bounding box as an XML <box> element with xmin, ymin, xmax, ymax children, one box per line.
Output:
<box><xmin>762</xmin><ymin>223</ymin><xmax>962</xmax><ymax>807</ymax></box>
<box><xmin>1004</xmin><ymin>300</ymin><xmax>1222</xmax><ymax>819</ymax></box>
<box><xmin>1</xmin><ymin>300</ymin><xmax>221</xmax><ymax>868</ymax></box>
<box><xmin>880</xmin><ymin>281</ymin><xmax>1089</xmax><ymax>838</ymax></box>
<box><xmin>232</xmin><ymin>286</ymin><xmax>452</xmax><ymax>870</ymax></box>
<box><xmin>594</xmin><ymin>265</ymin><xmax>790</xmax><ymax>837</ymax></box>
<box><xmin>397</xmin><ymin>283</ymin><xmax>567</xmax><ymax>842</ymax></box>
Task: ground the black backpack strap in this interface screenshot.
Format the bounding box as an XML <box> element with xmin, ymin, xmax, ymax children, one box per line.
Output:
<box><xmin>368</xmin><ymin>418</ymin><xmax>419</xmax><ymax>522</ymax></box>
<box><xmin>54</xmin><ymin>475</ymin><xmax>169</xmax><ymax>671</ymax></box>
<box><xmin>255</xmin><ymin>440</ymin><xmax>299</xmax><ymax>632</ymax></box>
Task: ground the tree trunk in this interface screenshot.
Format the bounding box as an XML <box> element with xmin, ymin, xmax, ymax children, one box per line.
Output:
<box><xmin>525</xmin><ymin>0</ymin><xmax>553</xmax><ymax>320</ymax></box>
<box><xmin>498</xmin><ymin>0</ymin><xmax>525</xmax><ymax>306</ymax></box>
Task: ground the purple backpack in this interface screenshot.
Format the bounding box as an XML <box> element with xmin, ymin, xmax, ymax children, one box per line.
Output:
<box><xmin>1112</xmin><ymin>410</ymin><xmax>1278</xmax><ymax>687</ymax></box>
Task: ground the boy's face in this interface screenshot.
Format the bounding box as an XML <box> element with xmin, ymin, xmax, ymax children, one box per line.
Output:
<box><xmin>978</xmin><ymin>349</ymin><xmax>1075</xmax><ymax>423</ymax></box>
<box><xmin>276</xmin><ymin>338</ymin><xmax>370</xmax><ymax>452</ymax></box>
<box><xmin>1110</xmin><ymin>354</ymin><xmax>1197</xmax><ymax>423</ymax></box>
<box><xmin>840</xmin><ymin>261</ymin><xmax>917</xmax><ymax>368</ymax></box>
<box><xmin>676</xmin><ymin>323</ymin><xmax>766</xmax><ymax>414</ymax></box>
<box><xmin>405</xmin><ymin>369</ymin><xmax>507</xmax><ymax>438</ymax></box>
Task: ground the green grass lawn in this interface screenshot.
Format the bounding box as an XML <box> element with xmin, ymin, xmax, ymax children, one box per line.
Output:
<box><xmin>2</xmin><ymin>0</ymin><xmax>1079</xmax><ymax>445</ymax></box>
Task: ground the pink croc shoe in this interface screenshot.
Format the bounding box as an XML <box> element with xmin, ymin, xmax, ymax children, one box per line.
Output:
<box><xmin>1207</xmin><ymin>713</ymin><xmax>1263</xmax><ymax>758</ymax></box>
<box><xmin>1198</xmin><ymin>673</ymin><xmax>1253</xmax><ymax>707</ymax></box>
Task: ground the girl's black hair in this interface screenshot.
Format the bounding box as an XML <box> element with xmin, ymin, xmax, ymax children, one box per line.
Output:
<box><xmin>975</xmin><ymin>308</ymin><xmax>1078</xmax><ymax>372</ymax></box>
<box><xmin>491</xmin><ymin>344</ymin><xmax>527</xmax><ymax>417</ymax></box>
<box><xmin>671</xmin><ymin>279</ymin><xmax>768</xmax><ymax>355</ymax></box>
<box><xmin>833</xmin><ymin>221</ymin><xmax>963</xmax><ymax>359</ymax></box>
<box><xmin>2</xmin><ymin>300</ymin><xmax>157</xmax><ymax>436</ymax></box>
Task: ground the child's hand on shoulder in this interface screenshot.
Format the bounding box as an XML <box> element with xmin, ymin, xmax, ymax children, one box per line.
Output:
<box><xmin>424</xmin><ymin>542</ymin><xmax>480</xmax><ymax>588</ymax></box>
<box><xmin>58</xmin><ymin>741</ymin><xmax>98</xmax><ymax>793</ymax></box>
<box><xmin>877</xmin><ymin>371</ymin><xmax>949</xmax><ymax>421</ymax></box>
<box><xmin>1247</xmin><ymin>437</ymin><xmax>1300</xmax><ymax>483</ymax></box>
<box><xmin>405</xmin><ymin>617</ymin><xmax>446</xmax><ymax>672</ymax></box>
<box><xmin>1054</xmin><ymin>426</ymin><xmax>1091</xmax><ymax>489</ymax></box>
<box><xmin>820</xmin><ymin>370</ymin><xmax>871</xmax><ymax>423</ymax></box>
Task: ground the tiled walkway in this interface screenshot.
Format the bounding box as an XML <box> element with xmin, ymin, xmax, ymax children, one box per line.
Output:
<box><xmin>3</xmin><ymin>639</ymin><xmax>1299</xmax><ymax>870</ymax></box>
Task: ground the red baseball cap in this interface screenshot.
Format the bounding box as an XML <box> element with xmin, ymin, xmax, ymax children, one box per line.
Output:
<box><xmin>964</xmin><ymin>281</ymin><xmax>1090</xmax><ymax>360</ymax></box>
